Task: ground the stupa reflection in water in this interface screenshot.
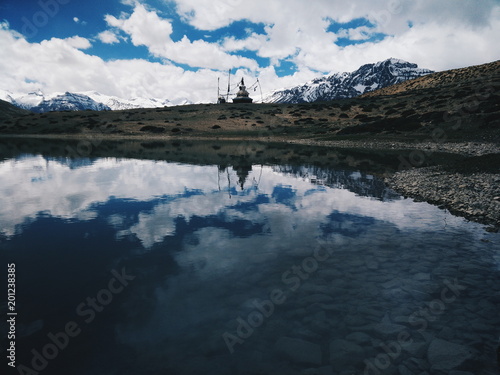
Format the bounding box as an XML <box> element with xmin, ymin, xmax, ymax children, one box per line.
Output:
<box><xmin>218</xmin><ymin>163</ymin><xmax>254</xmax><ymax>191</ymax></box>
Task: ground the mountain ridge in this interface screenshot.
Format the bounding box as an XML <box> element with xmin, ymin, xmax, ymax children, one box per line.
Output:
<box><xmin>263</xmin><ymin>58</ymin><xmax>433</xmax><ymax>103</ymax></box>
<box><xmin>361</xmin><ymin>60</ymin><xmax>500</xmax><ymax>97</ymax></box>
<box><xmin>0</xmin><ymin>90</ymin><xmax>193</xmax><ymax>113</ymax></box>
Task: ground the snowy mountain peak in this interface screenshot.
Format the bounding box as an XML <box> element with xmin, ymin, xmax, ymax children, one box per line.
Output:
<box><xmin>264</xmin><ymin>58</ymin><xmax>434</xmax><ymax>104</ymax></box>
<box><xmin>1</xmin><ymin>90</ymin><xmax>193</xmax><ymax>112</ymax></box>
<box><xmin>29</xmin><ymin>92</ymin><xmax>111</xmax><ymax>113</ymax></box>
<box><xmin>376</xmin><ymin>57</ymin><xmax>410</xmax><ymax>66</ymax></box>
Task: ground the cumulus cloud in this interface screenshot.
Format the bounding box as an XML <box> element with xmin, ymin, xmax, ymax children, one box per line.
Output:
<box><xmin>105</xmin><ymin>4</ymin><xmax>173</xmax><ymax>50</ymax></box>
<box><xmin>97</xmin><ymin>30</ymin><xmax>120</xmax><ymax>44</ymax></box>
<box><xmin>105</xmin><ymin>3</ymin><xmax>258</xmax><ymax>70</ymax></box>
<box><xmin>337</xmin><ymin>26</ymin><xmax>376</xmax><ymax>41</ymax></box>
<box><xmin>63</xmin><ymin>36</ymin><xmax>92</xmax><ymax>49</ymax></box>
<box><xmin>73</xmin><ymin>16</ymin><xmax>87</xmax><ymax>25</ymax></box>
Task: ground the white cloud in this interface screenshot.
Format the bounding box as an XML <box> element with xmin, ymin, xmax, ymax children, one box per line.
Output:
<box><xmin>105</xmin><ymin>4</ymin><xmax>258</xmax><ymax>70</ymax></box>
<box><xmin>330</xmin><ymin>16</ymin><xmax>500</xmax><ymax>72</ymax></box>
<box><xmin>174</xmin><ymin>0</ymin><xmax>500</xmax><ymax>72</ymax></box>
<box><xmin>97</xmin><ymin>30</ymin><xmax>120</xmax><ymax>44</ymax></box>
<box><xmin>105</xmin><ymin>4</ymin><xmax>173</xmax><ymax>50</ymax></box>
<box><xmin>73</xmin><ymin>16</ymin><xmax>87</xmax><ymax>25</ymax></box>
<box><xmin>337</xmin><ymin>26</ymin><xmax>376</xmax><ymax>41</ymax></box>
<box><xmin>63</xmin><ymin>36</ymin><xmax>92</xmax><ymax>50</ymax></box>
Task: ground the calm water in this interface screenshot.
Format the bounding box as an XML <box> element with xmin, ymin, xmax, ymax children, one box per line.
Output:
<box><xmin>1</xmin><ymin>146</ymin><xmax>499</xmax><ymax>375</ymax></box>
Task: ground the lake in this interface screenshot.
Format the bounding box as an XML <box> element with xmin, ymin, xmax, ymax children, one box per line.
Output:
<box><xmin>1</xmin><ymin>140</ymin><xmax>499</xmax><ymax>375</ymax></box>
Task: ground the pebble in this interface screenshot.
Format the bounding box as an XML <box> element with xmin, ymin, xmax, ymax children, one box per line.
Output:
<box><xmin>345</xmin><ymin>332</ymin><xmax>373</xmax><ymax>345</ymax></box>
<box><xmin>413</xmin><ymin>272</ymin><xmax>431</xmax><ymax>281</ymax></box>
<box><xmin>275</xmin><ymin>337</ymin><xmax>322</xmax><ymax>366</ymax></box>
<box><xmin>388</xmin><ymin>166</ymin><xmax>500</xmax><ymax>228</ymax></box>
<box><xmin>301</xmin><ymin>294</ymin><xmax>335</xmax><ymax>305</ymax></box>
<box><xmin>372</xmin><ymin>322</ymin><xmax>407</xmax><ymax>338</ymax></box>
<box><xmin>427</xmin><ymin>338</ymin><xmax>474</xmax><ymax>371</ymax></box>
<box><xmin>398</xmin><ymin>364</ymin><xmax>414</xmax><ymax>375</ymax></box>
<box><xmin>329</xmin><ymin>339</ymin><xmax>364</xmax><ymax>371</ymax></box>
<box><xmin>301</xmin><ymin>366</ymin><xmax>333</xmax><ymax>375</ymax></box>
<box><xmin>403</xmin><ymin>341</ymin><xmax>428</xmax><ymax>358</ymax></box>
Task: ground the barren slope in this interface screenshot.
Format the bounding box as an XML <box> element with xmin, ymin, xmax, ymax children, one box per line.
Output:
<box><xmin>362</xmin><ymin>60</ymin><xmax>500</xmax><ymax>97</ymax></box>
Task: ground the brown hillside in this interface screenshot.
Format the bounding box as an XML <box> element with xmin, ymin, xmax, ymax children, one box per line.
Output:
<box><xmin>362</xmin><ymin>60</ymin><xmax>500</xmax><ymax>97</ymax></box>
<box><xmin>0</xmin><ymin>99</ymin><xmax>30</xmax><ymax>121</ymax></box>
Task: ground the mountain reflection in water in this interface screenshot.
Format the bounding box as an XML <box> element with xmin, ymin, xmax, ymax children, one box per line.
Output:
<box><xmin>0</xmin><ymin>143</ymin><xmax>498</xmax><ymax>375</ymax></box>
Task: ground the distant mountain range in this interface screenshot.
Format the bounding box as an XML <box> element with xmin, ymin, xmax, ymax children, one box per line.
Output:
<box><xmin>263</xmin><ymin>58</ymin><xmax>434</xmax><ymax>103</ymax></box>
<box><xmin>0</xmin><ymin>90</ymin><xmax>193</xmax><ymax>113</ymax></box>
<box><xmin>1</xmin><ymin>58</ymin><xmax>433</xmax><ymax>112</ymax></box>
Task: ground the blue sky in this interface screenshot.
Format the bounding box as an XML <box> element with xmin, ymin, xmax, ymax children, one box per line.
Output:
<box><xmin>1</xmin><ymin>0</ymin><xmax>275</xmax><ymax>69</ymax></box>
<box><xmin>0</xmin><ymin>0</ymin><xmax>499</xmax><ymax>102</ymax></box>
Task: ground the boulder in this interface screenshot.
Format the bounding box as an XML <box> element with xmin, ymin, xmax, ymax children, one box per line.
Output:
<box><xmin>329</xmin><ymin>339</ymin><xmax>365</xmax><ymax>371</ymax></box>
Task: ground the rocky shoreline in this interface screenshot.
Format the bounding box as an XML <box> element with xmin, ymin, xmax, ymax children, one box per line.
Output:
<box><xmin>387</xmin><ymin>166</ymin><xmax>500</xmax><ymax>231</ymax></box>
<box><xmin>285</xmin><ymin>139</ymin><xmax>500</xmax><ymax>157</ymax></box>
<box><xmin>287</xmin><ymin>139</ymin><xmax>500</xmax><ymax>230</ymax></box>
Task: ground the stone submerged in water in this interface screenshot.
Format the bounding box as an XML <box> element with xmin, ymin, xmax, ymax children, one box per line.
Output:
<box><xmin>427</xmin><ymin>338</ymin><xmax>473</xmax><ymax>371</ymax></box>
<box><xmin>346</xmin><ymin>331</ymin><xmax>373</xmax><ymax>345</ymax></box>
<box><xmin>329</xmin><ymin>339</ymin><xmax>365</xmax><ymax>371</ymax></box>
<box><xmin>372</xmin><ymin>322</ymin><xmax>408</xmax><ymax>338</ymax></box>
<box><xmin>301</xmin><ymin>365</ymin><xmax>333</xmax><ymax>375</ymax></box>
<box><xmin>274</xmin><ymin>337</ymin><xmax>322</xmax><ymax>365</ymax></box>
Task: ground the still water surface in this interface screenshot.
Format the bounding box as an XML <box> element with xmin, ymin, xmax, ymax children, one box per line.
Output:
<box><xmin>1</xmin><ymin>148</ymin><xmax>499</xmax><ymax>375</ymax></box>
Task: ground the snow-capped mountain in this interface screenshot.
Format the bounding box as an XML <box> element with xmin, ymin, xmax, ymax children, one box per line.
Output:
<box><xmin>0</xmin><ymin>91</ymin><xmax>110</xmax><ymax>113</ymax></box>
<box><xmin>263</xmin><ymin>58</ymin><xmax>434</xmax><ymax>103</ymax></box>
<box><xmin>0</xmin><ymin>90</ymin><xmax>193</xmax><ymax>112</ymax></box>
<box><xmin>34</xmin><ymin>92</ymin><xmax>111</xmax><ymax>113</ymax></box>
<box><xmin>0</xmin><ymin>90</ymin><xmax>45</xmax><ymax>110</ymax></box>
<box><xmin>80</xmin><ymin>91</ymin><xmax>185</xmax><ymax>111</ymax></box>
